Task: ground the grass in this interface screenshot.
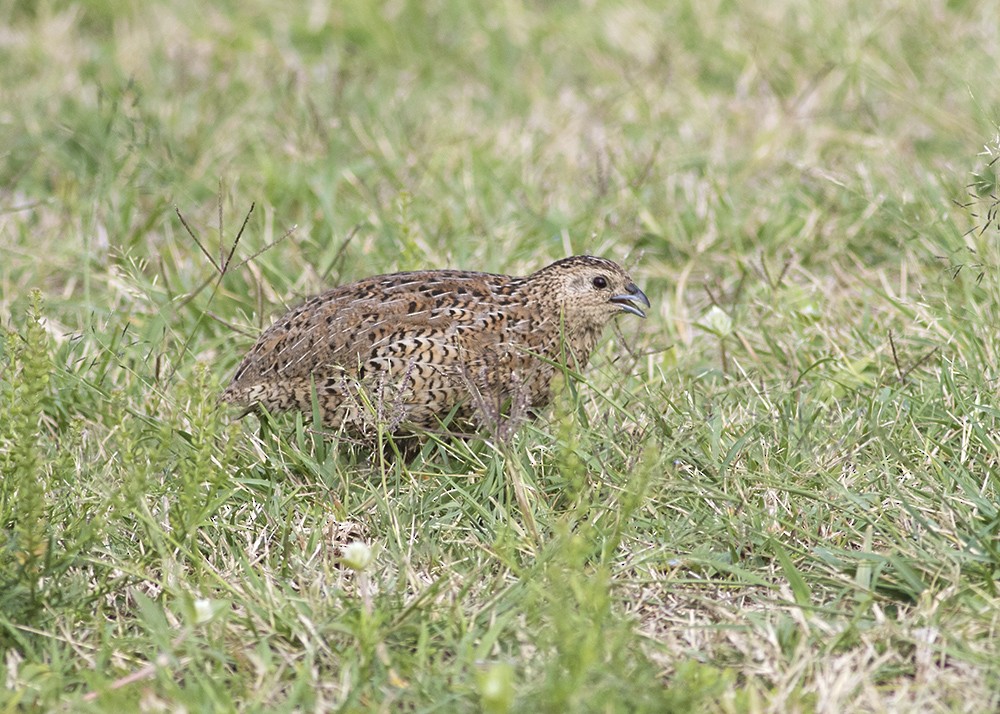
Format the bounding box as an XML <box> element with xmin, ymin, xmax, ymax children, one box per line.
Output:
<box><xmin>2</xmin><ymin>0</ymin><xmax>1000</xmax><ymax>710</ymax></box>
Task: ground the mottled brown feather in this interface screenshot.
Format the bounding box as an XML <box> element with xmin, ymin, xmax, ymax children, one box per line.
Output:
<box><xmin>221</xmin><ymin>255</ymin><xmax>649</xmax><ymax>438</ymax></box>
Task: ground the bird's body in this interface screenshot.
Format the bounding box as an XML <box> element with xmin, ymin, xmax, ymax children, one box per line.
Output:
<box><xmin>222</xmin><ymin>255</ymin><xmax>648</xmax><ymax>439</ymax></box>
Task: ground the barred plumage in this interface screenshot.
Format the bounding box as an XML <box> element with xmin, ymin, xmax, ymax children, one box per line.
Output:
<box><xmin>222</xmin><ymin>255</ymin><xmax>649</xmax><ymax>439</ymax></box>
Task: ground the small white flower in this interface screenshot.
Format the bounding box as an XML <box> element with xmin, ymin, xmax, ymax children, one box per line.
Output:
<box><xmin>342</xmin><ymin>541</ymin><xmax>373</xmax><ymax>571</ymax></box>
<box><xmin>194</xmin><ymin>598</ymin><xmax>214</xmax><ymax>624</ymax></box>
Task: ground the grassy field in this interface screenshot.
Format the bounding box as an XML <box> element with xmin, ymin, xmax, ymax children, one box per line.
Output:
<box><xmin>3</xmin><ymin>0</ymin><xmax>1000</xmax><ymax>711</ymax></box>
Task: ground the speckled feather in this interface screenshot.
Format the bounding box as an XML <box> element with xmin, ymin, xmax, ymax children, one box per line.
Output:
<box><xmin>221</xmin><ymin>255</ymin><xmax>649</xmax><ymax>437</ymax></box>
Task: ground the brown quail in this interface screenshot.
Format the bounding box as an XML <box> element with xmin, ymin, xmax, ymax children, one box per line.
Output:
<box><xmin>221</xmin><ymin>255</ymin><xmax>649</xmax><ymax>441</ymax></box>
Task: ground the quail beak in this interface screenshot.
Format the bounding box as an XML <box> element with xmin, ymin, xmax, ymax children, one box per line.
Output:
<box><xmin>610</xmin><ymin>282</ymin><xmax>651</xmax><ymax>318</ymax></box>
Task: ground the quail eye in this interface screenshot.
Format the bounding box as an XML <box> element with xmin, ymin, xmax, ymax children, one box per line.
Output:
<box><xmin>592</xmin><ymin>275</ymin><xmax>608</xmax><ymax>289</ymax></box>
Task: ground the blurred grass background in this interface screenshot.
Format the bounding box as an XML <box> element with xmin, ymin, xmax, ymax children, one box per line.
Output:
<box><xmin>3</xmin><ymin>0</ymin><xmax>1000</xmax><ymax>711</ymax></box>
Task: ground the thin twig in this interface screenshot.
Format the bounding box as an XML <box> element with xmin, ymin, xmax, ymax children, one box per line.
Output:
<box><xmin>221</xmin><ymin>202</ymin><xmax>254</xmax><ymax>273</ymax></box>
<box><xmin>774</xmin><ymin>255</ymin><xmax>794</xmax><ymax>287</ymax></box>
<box><xmin>888</xmin><ymin>330</ymin><xmax>904</xmax><ymax>382</ymax></box>
<box><xmin>175</xmin><ymin>206</ymin><xmax>220</xmax><ymax>273</ymax></box>
<box><xmin>320</xmin><ymin>224</ymin><xmax>362</xmax><ymax>284</ymax></box>
<box><xmin>901</xmin><ymin>346</ymin><xmax>940</xmax><ymax>383</ymax></box>
<box><xmin>218</xmin><ymin>179</ymin><xmax>225</xmax><ymax>268</ymax></box>
<box><xmin>231</xmin><ymin>221</ymin><xmax>297</xmax><ymax>272</ymax></box>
